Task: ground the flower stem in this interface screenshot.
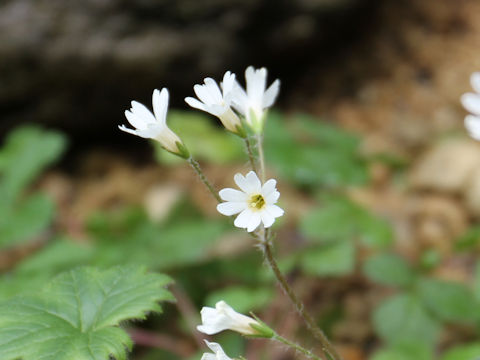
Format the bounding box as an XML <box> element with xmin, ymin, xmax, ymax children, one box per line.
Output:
<box><xmin>255</xmin><ymin>134</ymin><xmax>266</xmax><ymax>182</ymax></box>
<box><xmin>273</xmin><ymin>334</ymin><xmax>322</xmax><ymax>360</ymax></box>
<box><xmin>260</xmin><ymin>235</ymin><xmax>343</xmax><ymax>360</ymax></box>
<box><xmin>187</xmin><ymin>157</ymin><xmax>221</xmax><ymax>203</ymax></box>
<box><xmin>244</xmin><ymin>137</ymin><xmax>258</xmax><ymax>173</ymax></box>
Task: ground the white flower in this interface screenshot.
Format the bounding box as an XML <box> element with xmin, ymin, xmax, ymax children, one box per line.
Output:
<box><xmin>201</xmin><ymin>340</ymin><xmax>233</xmax><ymax>360</ymax></box>
<box><xmin>185</xmin><ymin>72</ymin><xmax>243</xmax><ymax>135</ymax></box>
<box><xmin>216</xmin><ymin>171</ymin><xmax>284</xmax><ymax>232</ymax></box>
<box><xmin>119</xmin><ymin>88</ymin><xmax>188</xmax><ymax>157</ymax></box>
<box><xmin>461</xmin><ymin>72</ymin><xmax>480</xmax><ymax>140</ymax></box>
<box><xmin>197</xmin><ymin>300</ymin><xmax>261</xmax><ymax>335</ymax></box>
<box><xmin>231</xmin><ymin>66</ymin><xmax>280</xmax><ymax>133</ymax></box>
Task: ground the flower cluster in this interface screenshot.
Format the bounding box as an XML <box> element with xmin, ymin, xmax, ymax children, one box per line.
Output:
<box><xmin>119</xmin><ymin>66</ymin><xmax>279</xmax><ymax>149</ymax></box>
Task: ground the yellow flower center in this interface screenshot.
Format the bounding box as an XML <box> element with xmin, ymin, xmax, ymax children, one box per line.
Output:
<box><xmin>249</xmin><ymin>194</ymin><xmax>265</xmax><ymax>210</ymax></box>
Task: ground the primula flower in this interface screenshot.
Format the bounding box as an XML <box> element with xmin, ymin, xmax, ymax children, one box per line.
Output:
<box><xmin>231</xmin><ymin>66</ymin><xmax>280</xmax><ymax>133</ymax></box>
<box><xmin>197</xmin><ymin>300</ymin><xmax>261</xmax><ymax>336</ymax></box>
<box><xmin>185</xmin><ymin>72</ymin><xmax>244</xmax><ymax>135</ymax></box>
<box><xmin>217</xmin><ymin>171</ymin><xmax>284</xmax><ymax>232</ymax></box>
<box><xmin>201</xmin><ymin>340</ymin><xmax>233</xmax><ymax>360</ymax></box>
<box><xmin>461</xmin><ymin>72</ymin><xmax>480</xmax><ymax>140</ymax></box>
<box><xmin>119</xmin><ymin>88</ymin><xmax>188</xmax><ymax>157</ymax></box>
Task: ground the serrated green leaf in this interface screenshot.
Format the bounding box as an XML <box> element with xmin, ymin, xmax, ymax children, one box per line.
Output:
<box><xmin>154</xmin><ymin>110</ymin><xmax>244</xmax><ymax>165</ymax></box>
<box><xmin>441</xmin><ymin>343</ymin><xmax>480</xmax><ymax>360</ymax></box>
<box><xmin>0</xmin><ymin>266</ymin><xmax>173</xmax><ymax>360</ymax></box>
<box><xmin>300</xmin><ymin>195</ymin><xmax>392</xmax><ymax>248</ymax></box>
<box><xmin>300</xmin><ymin>241</ymin><xmax>355</xmax><ymax>276</ymax></box>
<box><xmin>363</xmin><ymin>253</ymin><xmax>416</xmax><ymax>288</ymax></box>
<box><xmin>417</xmin><ymin>278</ymin><xmax>479</xmax><ymax>323</ymax></box>
<box><xmin>373</xmin><ymin>294</ymin><xmax>439</xmax><ymax>346</ymax></box>
<box><xmin>205</xmin><ymin>286</ymin><xmax>274</xmax><ymax>313</ymax></box>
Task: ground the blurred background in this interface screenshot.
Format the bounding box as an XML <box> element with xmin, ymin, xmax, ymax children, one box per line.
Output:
<box><xmin>2</xmin><ymin>0</ymin><xmax>480</xmax><ymax>359</ymax></box>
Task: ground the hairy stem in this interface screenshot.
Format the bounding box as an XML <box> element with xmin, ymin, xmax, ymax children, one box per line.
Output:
<box><xmin>273</xmin><ymin>334</ymin><xmax>322</xmax><ymax>360</ymax></box>
<box><xmin>187</xmin><ymin>157</ymin><xmax>221</xmax><ymax>203</ymax></box>
<box><xmin>244</xmin><ymin>137</ymin><xmax>258</xmax><ymax>173</ymax></box>
<box><xmin>260</xmin><ymin>235</ymin><xmax>343</xmax><ymax>360</ymax></box>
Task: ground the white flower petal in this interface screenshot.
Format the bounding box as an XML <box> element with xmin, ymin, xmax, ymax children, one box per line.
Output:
<box><xmin>262</xmin><ymin>179</ymin><xmax>277</xmax><ymax>195</ymax></box>
<box><xmin>221</xmin><ymin>71</ymin><xmax>236</xmax><ymax>95</ymax></box>
<box><xmin>202</xmin><ymin>341</ymin><xmax>232</xmax><ymax>360</ymax></box>
<box><xmin>246</xmin><ymin>214</ymin><xmax>262</xmax><ymax>232</ymax></box>
<box><xmin>262</xmin><ymin>79</ymin><xmax>280</xmax><ymax>108</ymax></box>
<box><xmin>244</xmin><ymin>171</ymin><xmax>262</xmax><ymax>193</ymax></box>
<box><xmin>185</xmin><ymin>96</ymin><xmax>208</xmax><ymax>112</ymax></box>
<box><xmin>194</xmin><ymin>83</ymin><xmax>215</xmax><ymax>105</ymax></box>
<box><xmin>471</xmin><ymin>72</ymin><xmax>480</xmax><ymax>94</ymax></box>
<box><xmin>124</xmin><ymin>110</ymin><xmax>148</xmax><ymax>130</ymax></box>
<box><xmin>234</xmin><ymin>208</ymin><xmax>254</xmax><ymax>229</ymax></box>
<box><xmin>204</xmin><ymin>78</ymin><xmax>223</xmax><ymax>103</ymax></box>
<box><xmin>201</xmin><ymin>354</ymin><xmax>217</xmax><ymax>360</ymax></box>
<box><xmin>260</xmin><ymin>209</ymin><xmax>275</xmax><ymax>228</ymax></box>
<box><xmin>217</xmin><ymin>202</ymin><xmax>246</xmax><ymax>216</ymax></box>
<box><xmin>264</xmin><ymin>190</ymin><xmax>280</xmax><ymax>204</ymax></box>
<box><xmin>461</xmin><ymin>93</ymin><xmax>480</xmax><ymax>116</ymax></box>
<box><xmin>219</xmin><ymin>188</ymin><xmax>248</xmax><ymax>202</ymax></box>
<box><xmin>465</xmin><ymin>115</ymin><xmax>480</xmax><ymax>140</ymax></box>
<box><xmin>131</xmin><ymin>101</ymin><xmax>156</xmax><ymax>123</ymax></box>
<box><xmin>266</xmin><ymin>204</ymin><xmax>284</xmax><ymax>218</ymax></box>
<box><xmin>118</xmin><ymin>125</ymin><xmax>139</xmax><ymax>136</ymax></box>
<box><xmin>152</xmin><ymin>88</ymin><xmax>169</xmax><ymax>124</ymax></box>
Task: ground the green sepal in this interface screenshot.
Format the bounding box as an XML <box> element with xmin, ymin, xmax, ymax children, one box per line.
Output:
<box><xmin>246</xmin><ymin>313</ymin><xmax>275</xmax><ymax>338</ymax></box>
<box><xmin>171</xmin><ymin>141</ymin><xmax>190</xmax><ymax>159</ymax></box>
<box><xmin>233</xmin><ymin>124</ymin><xmax>247</xmax><ymax>138</ymax></box>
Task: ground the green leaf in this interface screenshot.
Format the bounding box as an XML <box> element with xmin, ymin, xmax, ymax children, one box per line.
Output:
<box><xmin>299</xmin><ymin>241</ymin><xmax>355</xmax><ymax>276</ymax></box>
<box><xmin>264</xmin><ymin>112</ymin><xmax>368</xmax><ymax>187</ymax></box>
<box><xmin>417</xmin><ymin>278</ymin><xmax>479</xmax><ymax>323</ymax></box>
<box><xmin>373</xmin><ymin>294</ymin><xmax>439</xmax><ymax>346</ymax></box>
<box><xmin>154</xmin><ymin>110</ymin><xmax>244</xmax><ymax>165</ymax></box>
<box><xmin>300</xmin><ymin>195</ymin><xmax>392</xmax><ymax>248</ymax></box>
<box><xmin>0</xmin><ymin>266</ymin><xmax>173</xmax><ymax>360</ymax></box>
<box><xmin>0</xmin><ymin>193</ymin><xmax>54</xmax><ymax>248</ymax></box>
<box><xmin>441</xmin><ymin>343</ymin><xmax>480</xmax><ymax>360</ymax></box>
<box><xmin>363</xmin><ymin>253</ymin><xmax>416</xmax><ymax>288</ymax></box>
<box><xmin>88</xmin><ymin>208</ymin><xmax>228</xmax><ymax>269</ymax></box>
<box><xmin>0</xmin><ymin>126</ymin><xmax>66</xmax><ymax>203</ymax></box>
<box><xmin>205</xmin><ymin>286</ymin><xmax>274</xmax><ymax>313</ymax></box>
<box><xmin>455</xmin><ymin>225</ymin><xmax>480</xmax><ymax>251</ymax></box>
<box><xmin>372</xmin><ymin>342</ymin><xmax>433</xmax><ymax>360</ymax></box>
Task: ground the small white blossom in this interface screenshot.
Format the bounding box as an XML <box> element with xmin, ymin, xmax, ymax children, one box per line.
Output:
<box><xmin>201</xmin><ymin>341</ymin><xmax>233</xmax><ymax>360</ymax></box>
<box><xmin>119</xmin><ymin>88</ymin><xmax>188</xmax><ymax>157</ymax></box>
<box><xmin>461</xmin><ymin>72</ymin><xmax>480</xmax><ymax>140</ymax></box>
<box><xmin>217</xmin><ymin>171</ymin><xmax>284</xmax><ymax>232</ymax></box>
<box><xmin>185</xmin><ymin>72</ymin><xmax>243</xmax><ymax>135</ymax></box>
<box><xmin>231</xmin><ymin>66</ymin><xmax>280</xmax><ymax>133</ymax></box>
<box><xmin>197</xmin><ymin>300</ymin><xmax>261</xmax><ymax>336</ymax></box>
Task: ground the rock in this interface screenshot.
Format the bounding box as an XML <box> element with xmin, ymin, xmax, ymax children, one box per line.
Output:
<box><xmin>0</xmin><ymin>0</ymin><xmax>367</xmax><ymax>144</ymax></box>
<box><xmin>409</xmin><ymin>139</ymin><xmax>480</xmax><ymax>193</ymax></box>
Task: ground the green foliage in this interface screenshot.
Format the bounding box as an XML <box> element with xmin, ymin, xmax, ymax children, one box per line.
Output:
<box><xmin>0</xmin><ymin>126</ymin><xmax>66</xmax><ymax>248</ymax></box>
<box><xmin>154</xmin><ymin>110</ymin><xmax>244</xmax><ymax>164</ymax></box>
<box><xmin>441</xmin><ymin>343</ymin><xmax>480</xmax><ymax>360</ymax></box>
<box><xmin>300</xmin><ymin>195</ymin><xmax>392</xmax><ymax>248</ymax></box>
<box><xmin>373</xmin><ymin>294</ymin><xmax>439</xmax><ymax>346</ymax></box>
<box><xmin>363</xmin><ymin>253</ymin><xmax>416</xmax><ymax>288</ymax></box>
<box><xmin>372</xmin><ymin>342</ymin><xmax>432</xmax><ymax>360</ymax></box>
<box><xmin>205</xmin><ymin>285</ymin><xmax>274</xmax><ymax>313</ymax></box>
<box><xmin>88</xmin><ymin>207</ymin><xmax>228</xmax><ymax>269</ymax></box>
<box><xmin>455</xmin><ymin>225</ymin><xmax>480</xmax><ymax>251</ymax></box>
<box><xmin>0</xmin><ymin>266</ymin><xmax>173</xmax><ymax>360</ymax></box>
<box><xmin>300</xmin><ymin>241</ymin><xmax>355</xmax><ymax>276</ymax></box>
<box><xmin>264</xmin><ymin>112</ymin><xmax>368</xmax><ymax>187</ymax></box>
<box><xmin>417</xmin><ymin>278</ymin><xmax>479</xmax><ymax>323</ymax></box>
